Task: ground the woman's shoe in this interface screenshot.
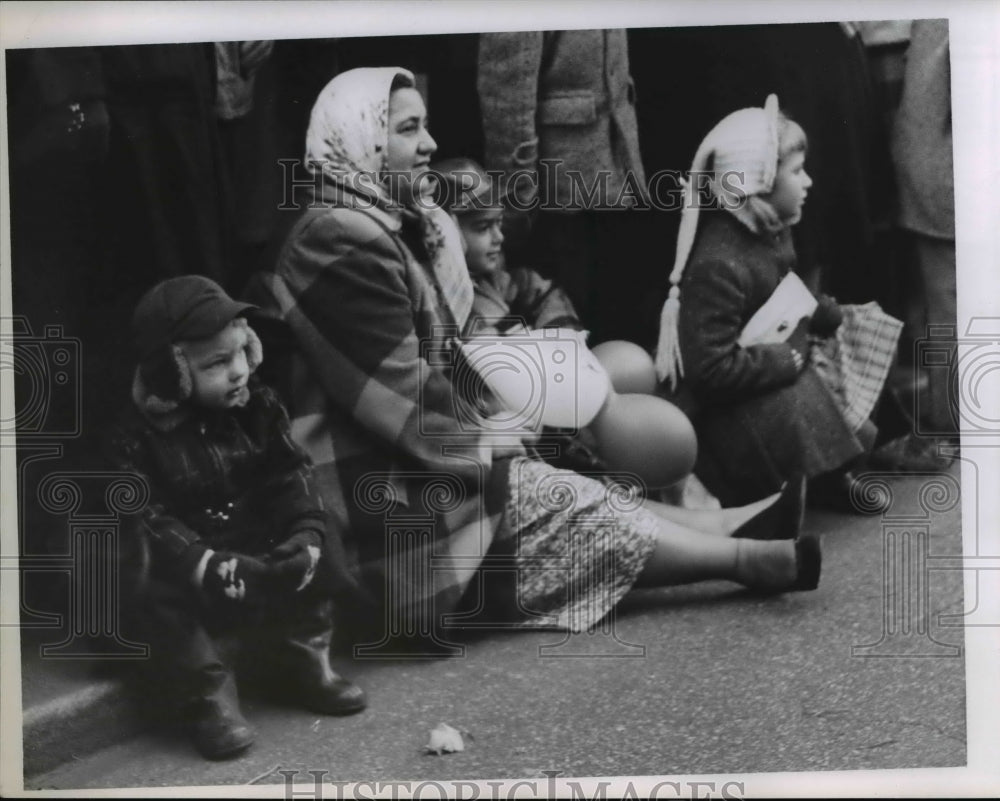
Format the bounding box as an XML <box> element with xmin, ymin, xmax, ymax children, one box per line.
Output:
<box><xmin>791</xmin><ymin>534</ymin><xmax>822</xmax><ymax>591</ymax></box>
<box><xmin>732</xmin><ymin>475</ymin><xmax>806</xmax><ymax>540</ymax></box>
<box><xmin>735</xmin><ymin>533</ymin><xmax>822</xmax><ymax>594</ymax></box>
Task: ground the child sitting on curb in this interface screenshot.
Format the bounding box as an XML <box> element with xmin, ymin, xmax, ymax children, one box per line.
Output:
<box><xmin>104</xmin><ymin>275</ymin><xmax>366</xmax><ymax>760</ymax></box>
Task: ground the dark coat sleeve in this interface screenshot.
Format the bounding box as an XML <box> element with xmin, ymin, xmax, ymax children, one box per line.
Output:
<box><xmin>507</xmin><ymin>267</ymin><xmax>583</xmax><ymax>331</ymax></box>
<box><xmin>679</xmin><ymin>254</ymin><xmax>802</xmax><ymax>402</ymax></box>
<box><xmin>102</xmin><ymin>418</ymin><xmax>209</xmax><ymax>585</ymax></box>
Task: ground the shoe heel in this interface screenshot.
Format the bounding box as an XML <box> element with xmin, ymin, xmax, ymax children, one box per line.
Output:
<box><xmin>791</xmin><ymin>534</ymin><xmax>822</xmax><ymax>591</ymax></box>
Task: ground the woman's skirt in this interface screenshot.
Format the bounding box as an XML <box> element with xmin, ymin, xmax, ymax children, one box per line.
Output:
<box><xmin>473</xmin><ymin>456</ymin><xmax>660</xmax><ymax>633</ymax></box>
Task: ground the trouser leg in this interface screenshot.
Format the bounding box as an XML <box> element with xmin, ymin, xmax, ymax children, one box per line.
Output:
<box><xmin>134</xmin><ymin>578</ymin><xmax>255</xmax><ymax>759</ymax></box>
<box><xmin>256</xmin><ymin>588</ymin><xmax>367</xmax><ymax>716</ymax></box>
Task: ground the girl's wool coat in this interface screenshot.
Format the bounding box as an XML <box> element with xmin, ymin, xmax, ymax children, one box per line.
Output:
<box><xmin>675</xmin><ymin>210</ymin><xmax>864</xmax><ymax>505</ymax></box>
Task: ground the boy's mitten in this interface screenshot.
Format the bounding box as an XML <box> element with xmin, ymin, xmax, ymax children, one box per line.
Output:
<box><xmin>201</xmin><ymin>550</ymin><xmax>274</xmax><ymax>604</ymax></box>
<box><xmin>269</xmin><ymin>530</ymin><xmax>323</xmax><ymax>593</ymax></box>
<box><xmin>785</xmin><ymin>317</ymin><xmax>812</xmax><ymax>374</ymax></box>
<box><xmin>809</xmin><ymin>294</ymin><xmax>844</xmax><ymax>337</ymax></box>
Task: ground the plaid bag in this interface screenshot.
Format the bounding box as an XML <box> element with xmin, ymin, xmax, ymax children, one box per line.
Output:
<box><xmin>809</xmin><ymin>302</ymin><xmax>904</xmax><ymax>431</ymax></box>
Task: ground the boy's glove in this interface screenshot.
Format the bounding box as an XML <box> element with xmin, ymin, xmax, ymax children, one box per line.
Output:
<box><xmin>809</xmin><ymin>294</ymin><xmax>844</xmax><ymax>337</ymax></box>
<box><xmin>786</xmin><ymin>317</ymin><xmax>812</xmax><ymax>374</ymax></box>
<box><xmin>269</xmin><ymin>530</ymin><xmax>323</xmax><ymax>593</ymax></box>
<box><xmin>200</xmin><ymin>550</ymin><xmax>274</xmax><ymax>604</ymax></box>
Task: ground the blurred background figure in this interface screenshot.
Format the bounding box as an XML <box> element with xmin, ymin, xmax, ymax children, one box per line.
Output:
<box><xmin>478</xmin><ymin>29</ymin><xmax>653</xmax><ymax>348</ymax></box>
<box><xmin>889</xmin><ymin>19</ymin><xmax>957</xmax><ymax>440</ymax></box>
<box><xmin>214</xmin><ymin>40</ymin><xmax>279</xmax><ymax>293</ymax></box>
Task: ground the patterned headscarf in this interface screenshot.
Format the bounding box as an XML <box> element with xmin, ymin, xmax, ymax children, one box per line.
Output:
<box><xmin>305</xmin><ymin>67</ymin><xmax>473</xmax><ymax>328</ymax></box>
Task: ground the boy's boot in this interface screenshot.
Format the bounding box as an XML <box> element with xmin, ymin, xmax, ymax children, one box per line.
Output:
<box><xmin>188</xmin><ymin>664</ymin><xmax>256</xmax><ymax>760</ymax></box>
<box><xmin>277</xmin><ymin>599</ymin><xmax>367</xmax><ymax>715</ymax></box>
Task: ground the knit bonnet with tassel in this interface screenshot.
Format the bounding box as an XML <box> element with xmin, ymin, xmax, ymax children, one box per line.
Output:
<box><xmin>655</xmin><ymin>94</ymin><xmax>781</xmax><ymax>390</ymax></box>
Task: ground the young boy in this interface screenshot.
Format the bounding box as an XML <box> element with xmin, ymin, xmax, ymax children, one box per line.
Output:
<box><xmin>105</xmin><ymin>275</ymin><xmax>366</xmax><ymax>760</ymax></box>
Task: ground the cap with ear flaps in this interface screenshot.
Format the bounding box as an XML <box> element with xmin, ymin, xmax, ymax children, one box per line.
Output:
<box><xmin>130</xmin><ymin>276</ymin><xmax>263</xmax><ymax>421</ymax></box>
<box><xmin>132</xmin><ymin>275</ymin><xmax>257</xmax><ymax>359</ymax></box>
<box><xmin>655</xmin><ymin>94</ymin><xmax>781</xmax><ymax>390</ymax></box>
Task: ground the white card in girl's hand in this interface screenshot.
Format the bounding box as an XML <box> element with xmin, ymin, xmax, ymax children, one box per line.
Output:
<box><xmin>738</xmin><ymin>271</ymin><xmax>818</xmax><ymax>347</ymax></box>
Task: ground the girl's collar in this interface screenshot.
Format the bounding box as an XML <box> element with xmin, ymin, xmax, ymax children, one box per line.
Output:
<box><xmin>727</xmin><ymin>204</ymin><xmax>763</xmax><ymax>236</ymax></box>
<box><xmin>723</xmin><ymin>204</ymin><xmax>789</xmax><ymax>244</ymax></box>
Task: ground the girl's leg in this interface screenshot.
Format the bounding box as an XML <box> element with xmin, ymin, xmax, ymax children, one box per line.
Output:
<box><xmin>635</xmin><ymin>516</ymin><xmax>819</xmax><ymax>592</ymax></box>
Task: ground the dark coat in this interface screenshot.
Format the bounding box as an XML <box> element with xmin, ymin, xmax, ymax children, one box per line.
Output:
<box><xmin>464</xmin><ymin>263</ymin><xmax>583</xmax><ymax>338</ymax></box>
<box><xmin>104</xmin><ymin>379</ymin><xmax>328</xmax><ymax>585</ymax></box>
<box><xmin>676</xmin><ymin>211</ymin><xmax>864</xmax><ymax>505</ymax></box>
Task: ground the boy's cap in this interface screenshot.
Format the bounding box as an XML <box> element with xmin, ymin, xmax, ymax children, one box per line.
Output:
<box><xmin>132</xmin><ymin>275</ymin><xmax>256</xmax><ymax>357</ymax></box>
<box><xmin>431</xmin><ymin>157</ymin><xmax>506</xmax><ymax>215</ymax></box>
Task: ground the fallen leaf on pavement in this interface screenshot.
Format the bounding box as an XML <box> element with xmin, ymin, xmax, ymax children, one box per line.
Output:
<box><xmin>425</xmin><ymin>722</ymin><xmax>464</xmax><ymax>755</ymax></box>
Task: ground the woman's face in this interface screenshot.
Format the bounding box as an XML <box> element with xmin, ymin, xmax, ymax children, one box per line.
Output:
<box><xmin>384</xmin><ymin>87</ymin><xmax>437</xmax><ymax>204</ymax></box>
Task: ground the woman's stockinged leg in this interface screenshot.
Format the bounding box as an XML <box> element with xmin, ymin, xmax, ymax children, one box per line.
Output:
<box><xmin>641</xmin><ymin>478</ymin><xmax>802</xmax><ymax>539</ymax></box>
<box><xmin>635</xmin><ymin>517</ymin><xmax>818</xmax><ymax>593</ymax></box>
<box><xmin>642</xmin><ymin>495</ymin><xmax>776</xmax><ymax>536</ymax></box>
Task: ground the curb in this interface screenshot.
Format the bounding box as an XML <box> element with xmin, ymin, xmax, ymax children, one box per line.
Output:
<box><xmin>22</xmin><ymin>669</ymin><xmax>148</xmax><ymax>777</ymax></box>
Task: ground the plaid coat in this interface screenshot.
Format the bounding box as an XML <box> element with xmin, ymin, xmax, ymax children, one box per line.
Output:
<box><xmin>104</xmin><ymin>379</ymin><xmax>328</xmax><ymax>585</ymax></box>
<box><xmin>676</xmin><ymin>210</ymin><xmax>865</xmax><ymax>505</ymax></box>
<box><xmin>252</xmin><ymin>183</ymin><xmax>513</xmax><ymax>636</ymax></box>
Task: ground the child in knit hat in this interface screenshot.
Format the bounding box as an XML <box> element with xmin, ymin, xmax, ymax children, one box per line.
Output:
<box><xmin>104</xmin><ymin>275</ymin><xmax>366</xmax><ymax>760</ymax></box>
<box><xmin>654</xmin><ymin>96</ymin><xmax>903</xmax><ymax>512</ymax></box>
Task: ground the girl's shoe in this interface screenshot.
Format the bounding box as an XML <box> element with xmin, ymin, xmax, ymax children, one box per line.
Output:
<box><xmin>870</xmin><ymin>434</ymin><xmax>954</xmax><ymax>473</ymax></box>
<box><xmin>732</xmin><ymin>475</ymin><xmax>806</xmax><ymax>540</ymax></box>
<box><xmin>808</xmin><ymin>469</ymin><xmax>890</xmax><ymax>515</ymax></box>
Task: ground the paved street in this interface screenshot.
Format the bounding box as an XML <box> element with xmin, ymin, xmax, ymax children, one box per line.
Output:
<box><xmin>25</xmin><ymin>467</ymin><xmax>968</xmax><ymax>793</ymax></box>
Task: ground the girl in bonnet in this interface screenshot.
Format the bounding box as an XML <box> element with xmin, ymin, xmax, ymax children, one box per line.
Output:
<box><xmin>252</xmin><ymin>69</ymin><xmax>824</xmax><ymax>649</ymax></box>
<box><xmin>656</xmin><ymin>95</ymin><xmax>903</xmax><ymax>511</ymax></box>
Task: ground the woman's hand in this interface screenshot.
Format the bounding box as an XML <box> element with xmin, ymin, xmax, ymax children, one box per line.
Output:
<box><xmin>479</xmin><ymin>412</ymin><xmax>530</xmax><ymax>459</ymax></box>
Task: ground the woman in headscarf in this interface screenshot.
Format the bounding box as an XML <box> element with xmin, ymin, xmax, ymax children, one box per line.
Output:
<box><xmin>250</xmin><ymin>67</ymin><xmax>822</xmax><ymax>646</ymax></box>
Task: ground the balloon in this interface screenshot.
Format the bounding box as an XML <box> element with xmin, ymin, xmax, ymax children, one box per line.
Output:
<box><xmin>589</xmin><ymin>392</ymin><xmax>698</xmax><ymax>488</ymax></box>
<box><xmin>460</xmin><ymin>329</ymin><xmax>611</xmax><ymax>429</ymax></box>
<box><xmin>591</xmin><ymin>340</ymin><xmax>658</xmax><ymax>395</ymax></box>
